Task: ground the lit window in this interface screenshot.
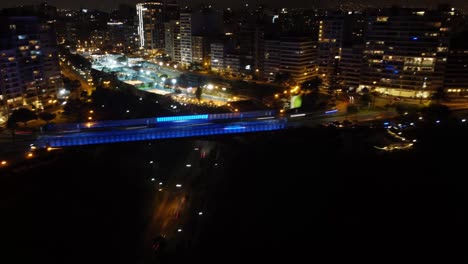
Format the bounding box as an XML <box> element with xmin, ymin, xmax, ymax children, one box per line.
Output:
<box><xmin>376</xmin><ymin>17</ymin><xmax>388</xmax><ymax>22</ymax></box>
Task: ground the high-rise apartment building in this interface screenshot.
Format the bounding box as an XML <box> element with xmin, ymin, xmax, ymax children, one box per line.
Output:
<box><xmin>263</xmin><ymin>38</ymin><xmax>316</xmax><ymax>84</ymax></box>
<box><xmin>178</xmin><ymin>8</ymin><xmax>223</xmax><ymax>68</ymax></box>
<box><xmin>280</xmin><ymin>37</ymin><xmax>316</xmax><ymax>83</ymax></box>
<box><xmin>191</xmin><ymin>36</ymin><xmax>204</xmax><ymax>64</ymax></box>
<box><xmin>40</xmin><ymin>22</ymin><xmax>62</xmax><ymax>95</ymax></box>
<box><xmin>179</xmin><ymin>12</ymin><xmax>192</xmax><ymax>67</ymax></box>
<box><xmin>239</xmin><ymin>23</ymin><xmax>264</xmax><ymax>76</ymax></box>
<box><xmin>164</xmin><ymin>20</ymin><xmax>180</xmax><ymax>61</ymax></box>
<box><xmin>224</xmin><ymin>53</ymin><xmax>240</xmax><ymax>74</ymax></box>
<box><xmin>136</xmin><ymin>1</ymin><xmax>164</xmax><ymax>52</ymax></box>
<box><xmin>360</xmin><ymin>8</ymin><xmax>451</xmax><ymax>98</ymax></box>
<box><xmin>0</xmin><ymin>16</ymin><xmax>62</xmax><ymax>114</ymax></box>
<box><xmin>210</xmin><ymin>42</ymin><xmax>224</xmax><ymax>72</ymax></box>
<box><xmin>264</xmin><ymin>39</ymin><xmax>281</xmax><ymax>81</ymax></box>
<box><xmin>339</xmin><ymin>45</ymin><xmax>363</xmax><ymax>91</ymax></box>
<box><xmin>317</xmin><ymin>12</ymin><xmax>364</xmax><ymax>88</ymax></box>
<box><xmin>445</xmin><ymin>49</ymin><xmax>468</xmax><ymax>96</ymax></box>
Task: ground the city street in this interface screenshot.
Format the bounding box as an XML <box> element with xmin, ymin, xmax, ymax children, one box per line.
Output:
<box><xmin>60</xmin><ymin>63</ymin><xmax>94</xmax><ymax>95</ymax></box>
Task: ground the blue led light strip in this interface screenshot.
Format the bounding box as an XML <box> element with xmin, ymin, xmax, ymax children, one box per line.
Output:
<box><xmin>156</xmin><ymin>114</ymin><xmax>209</xmax><ymax>122</ymax></box>
<box><xmin>35</xmin><ymin>121</ymin><xmax>286</xmax><ymax>147</ymax></box>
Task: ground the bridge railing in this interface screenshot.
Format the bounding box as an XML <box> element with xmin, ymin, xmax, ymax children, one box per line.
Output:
<box><xmin>43</xmin><ymin>110</ymin><xmax>279</xmax><ymax>133</ymax></box>
<box><xmin>36</xmin><ymin>119</ymin><xmax>286</xmax><ymax>148</ymax></box>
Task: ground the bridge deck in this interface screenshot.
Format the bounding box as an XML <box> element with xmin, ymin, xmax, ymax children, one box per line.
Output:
<box><xmin>35</xmin><ymin>120</ymin><xmax>286</xmax><ymax>148</ymax></box>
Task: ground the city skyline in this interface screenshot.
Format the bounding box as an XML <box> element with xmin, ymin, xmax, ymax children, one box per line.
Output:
<box><xmin>1</xmin><ymin>1</ymin><xmax>467</xmax><ymax>263</ymax></box>
<box><xmin>0</xmin><ymin>0</ymin><xmax>465</xmax><ymax>11</ymax></box>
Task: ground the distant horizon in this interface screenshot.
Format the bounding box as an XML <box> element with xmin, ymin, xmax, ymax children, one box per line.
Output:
<box><xmin>0</xmin><ymin>0</ymin><xmax>466</xmax><ymax>12</ymax></box>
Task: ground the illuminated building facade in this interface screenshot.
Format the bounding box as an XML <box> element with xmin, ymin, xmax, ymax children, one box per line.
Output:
<box><xmin>210</xmin><ymin>42</ymin><xmax>224</xmax><ymax>72</ymax></box>
<box><xmin>164</xmin><ymin>20</ymin><xmax>180</xmax><ymax>61</ymax></box>
<box><xmin>0</xmin><ymin>16</ymin><xmax>62</xmax><ymax>114</ymax></box>
<box><xmin>264</xmin><ymin>37</ymin><xmax>316</xmax><ymax>84</ymax></box>
<box><xmin>360</xmin><ymin>8</ymin><xmax>451</xmax><ymax>98</ymax></box>
<box><xmin>136</xmin><ymin>1</ymin><xmax>164</xmax><ymax>52</ymax></box>
<box><xmin>263</xmin><ymin>39</ymin><xmax>281</xmax><ymax>81</ymax></box>
<box><xmin>191</xmin><ymin>35</ymin><xmax>204</xmax><ymax>64</ymax></box>
<box><xmin>445</xmin><ymin>49</ymin><xmax>468</xmax><ymax>96</ymax></box>
<box><xmin>179</xmin><ymin>12</ymin><xmax>192</xmax><ymax>67</ymax></box>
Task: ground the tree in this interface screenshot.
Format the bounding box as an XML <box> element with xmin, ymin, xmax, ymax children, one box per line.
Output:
<box><xmin>70</xmin><ymin>79</ymin><xmax>81</xmax><ymax>92</ymax></box>
<box><xmin>7</xmin><ymin>108</ymin><xmax>37</xmax><ymax>142</ymax></box>
<box><xmin>360</xmin><ymin>94</ymin><xmax>372</xmax><ymax>108</ymax></box>
<box><xmin>178</xmin><ymin>74</ymin><xmax>188</xmax><ymax>86</ymax></box>
<box><xmin>80</xmin><ymin>90</ymin><xmax>89</xmax><ymax>98</ymax></box>
<box><xmin>116</xmin><ymin>56</ymin><xmax>127</xmax><ymax>64</ymax></box>
<box><xmin>197</xmin><ymin>76</ymin><xmax>205</xmax><ymax>86</ymax></box>
<box><xmin>422</xmin><ymin>103</ymin><xmax>451</xmax><ymax>121</ymax></box>
<box><xmin>431</xmin><ymin>87</ymin><xmax>447</xmax><ymax>104</ymax></box>
<box><xmin>274</xmin><ymin>72</ymin><xmax>293</xmax><ymax>85</ymax></box>
<box><xmin>195</xmin><ymin>86</ymin><xmax>203</xmax><ymax>101</ymax></box>
<box><xmin>38</xmin><ymin>112</ymin><xmax>56</xmax><ymax>124</ymax></box>
<box><xmin>301</xmin><ymin>76</ymin><xmax>323</xmax><ymax>93</ymax></box>
<box><xmin>7</xmin><ymin>108</ymin><xmax>37</xmax><ymax>128</ymax></box>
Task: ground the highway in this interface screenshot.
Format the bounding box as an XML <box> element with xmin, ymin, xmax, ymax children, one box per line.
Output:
<box><xmin>285</xmin><ymin>110</ymin><xmax>397</xmax><ymax>127</ymax></box>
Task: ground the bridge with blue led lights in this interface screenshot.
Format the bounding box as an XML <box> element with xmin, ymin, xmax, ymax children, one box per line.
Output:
<box><xmin>34</xmin><ymin>110</ymin><xmax>284</xmax><ymax>148</ymax></box>
<box><xmin>34</xmin><ymin>109</ymin><xmax>394</xmax><ymax>148</ymax></box>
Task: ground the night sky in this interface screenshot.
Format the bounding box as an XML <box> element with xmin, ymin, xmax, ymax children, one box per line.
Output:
<box><xmin>0</xmin><ymin>0</ymin><xmax>465</xmax><ymax>11</ymax></box>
